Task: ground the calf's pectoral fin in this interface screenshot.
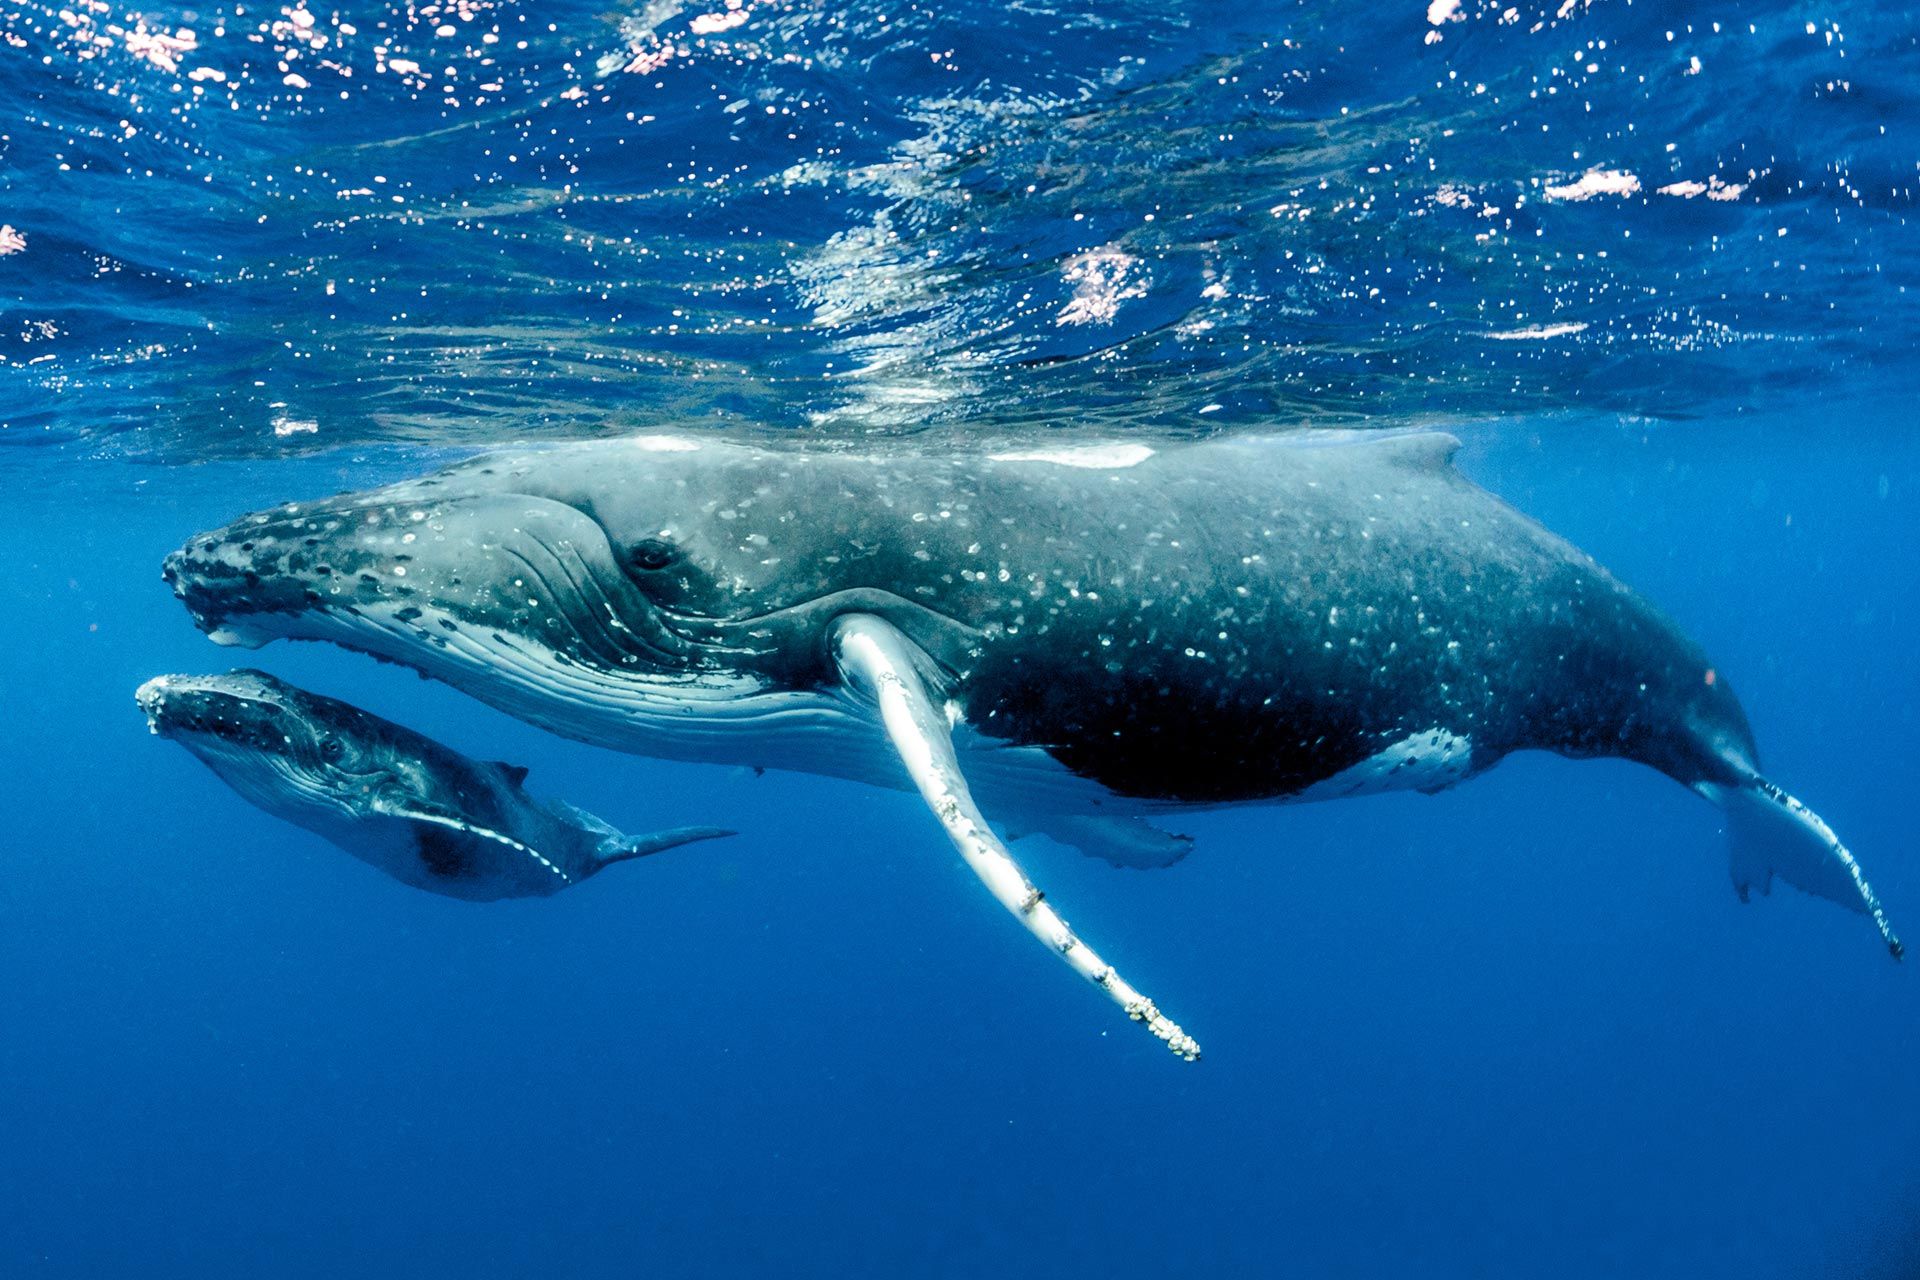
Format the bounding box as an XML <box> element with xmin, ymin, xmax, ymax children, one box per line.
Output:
<box><xmin>1699</xmin><ymin>777</ymin><xmax>1902</xmax><ymax>959</ymax></box>
<box><xmin>829</xmin><ymin>613</ymin><xmax>1201</xmax><ymax>1061</ymax></box>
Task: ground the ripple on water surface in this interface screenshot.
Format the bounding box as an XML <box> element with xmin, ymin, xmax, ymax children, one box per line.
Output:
<box><xmin>1</xmin><ymin>0</ymin><xmax>1916</xmax><ymax>457</ymax></box>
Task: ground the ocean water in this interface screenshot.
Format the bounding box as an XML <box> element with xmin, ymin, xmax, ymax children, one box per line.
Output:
<box><xmin>2</xmin><ymin>0</ymin><xmax>1917</xmax><ymax>1276</ymax></box>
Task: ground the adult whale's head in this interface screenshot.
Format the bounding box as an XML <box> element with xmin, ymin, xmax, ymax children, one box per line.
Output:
<box><xmin>162</xmin><ymin>434</ymin><xmax>987</xmax><ymax>757</ymax></box>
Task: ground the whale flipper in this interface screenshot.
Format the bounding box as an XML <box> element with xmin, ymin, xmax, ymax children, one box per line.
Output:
<box><xmin>1008</xmin><ymin>814</ymin><xmax>1195</xmax><ymax>870</ymax></box>
<box><xmin>830</xmin><ymin>613</ymin><xmax>1200</xmax><ymax>1060</ymax></box>
<box><xmin>1702</xmin><ymin>778</ymin><xmax>1902</xmax><ymax>959</ymax></box>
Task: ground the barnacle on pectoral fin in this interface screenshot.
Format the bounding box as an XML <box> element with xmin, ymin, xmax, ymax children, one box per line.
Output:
<box><xmin>1703</xmin><ymin>775</ymin><xmax>1902</xmax><ymax>960</ymax></box>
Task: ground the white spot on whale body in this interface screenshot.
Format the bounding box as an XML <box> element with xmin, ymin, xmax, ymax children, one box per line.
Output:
<box><xmin>630</xmin><ymin>435</ymin><xmax>702</xmax><ymax>452</ymax></box>
<box><xmin>988</xmin><ymin>443</ymin><xmax>1155</xmax><ymax>470</ymax></box>
<box><xmin>1299</xmin><ymin>728</ymin><xmax>1474</xmax><ymax>801</ymax></box>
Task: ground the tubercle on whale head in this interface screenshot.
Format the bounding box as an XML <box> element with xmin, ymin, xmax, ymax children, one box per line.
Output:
<box><xmin>133</xmin><ymin>669</ymin><xmax>327</xmax><ymax>762</ymax></box>
<box><xmin>162</xmin><ymin>537</ymin><xmax>321</xmax><ymax>646</ymax></box>
<box><xmin>159</xmin><ymin>474</ymin><xmax>707</xmax><ymax>670</ymax></box>
<box><xmin>161</xmin><ymin>479</ymin><xmax>463</xmax><ymax>646</ymax></box>
<box><xmin>157</xmin><ymin>443</ymin><xmax>970</xmax><ymax>704</ymax></box>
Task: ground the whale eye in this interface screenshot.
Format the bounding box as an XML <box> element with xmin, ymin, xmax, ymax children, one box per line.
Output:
<box><xmin>318</xmin><ymin>737</ymin><xmax>345</xmax><ymax>764</ymax></box>
<box><xmin>628</xmin><ymin>537</ymin><xmax>679</xmax><ymax>573</ymax></box>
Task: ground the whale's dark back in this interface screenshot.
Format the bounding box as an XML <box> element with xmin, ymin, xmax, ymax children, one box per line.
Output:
<box><xmin>869</xmin><ymin>433</ymin><xmax>1762</xmax><ymax>803</ymax></box>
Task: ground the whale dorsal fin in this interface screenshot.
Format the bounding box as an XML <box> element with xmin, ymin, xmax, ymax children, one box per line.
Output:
<box><xmin>1374</xmin><ymin>431</ymin><xmax>1461</xmax><ymax>470</ymax></box>
<box><xmin>488</xmin><ymin>761</ymin><xmax>531</xmax><ymax>788</ymax></box>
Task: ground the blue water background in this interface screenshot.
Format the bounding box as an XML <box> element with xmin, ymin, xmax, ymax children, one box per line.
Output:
<box><xmin>3</xmin><ymin>0</ymin><xmax>1920</xmax><ymax>1273</ymax></box>
<box><xmin>1</xmin><ymin>406</ymin><xmax>1915</xmax><ymax>1277</ymax></box>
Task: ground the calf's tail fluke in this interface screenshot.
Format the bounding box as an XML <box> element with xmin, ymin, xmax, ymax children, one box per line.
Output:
<box><xmin>1699</xmin><ymin>776</ymin><xmax>1902</xmax><ymax>960</ymax></box>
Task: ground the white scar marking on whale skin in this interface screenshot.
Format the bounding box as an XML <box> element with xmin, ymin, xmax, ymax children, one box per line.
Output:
<box><xmin>407</xmin><ymin>812</ymin><xmax>573</xmax><ymax>884</ymax></box>
<box><xmin>630</xmin><ymin>434</ymin><xmax>702</xmax><ymax>452</ymax></box>
<box><xmin>987</xmin><ymin>443</ymin><xmax>1155</xmax><ymax>470</ymax></box>
<box><xmin>1298</xmin><ymin>728</ymin><xmax>1474</xmax><ymax>801</ymax></box>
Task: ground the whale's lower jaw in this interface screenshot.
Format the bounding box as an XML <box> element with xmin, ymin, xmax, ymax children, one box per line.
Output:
<box><xmin>163</xmin><ymin>729</ymin><xmax>356</xmax><ymax>827</ymax></box>
<box><xmin>201</xmin><ymin>598</ymin><xmax>1128</xmax><ymax>817</ymax></box>
<box><xmin>242</xmin><ymin>598</ymin><xmax>897</xmax><ymax>774</ymax></box>
<box><xmin>177</xmin><ymin>600</ymin><xmax>297</xmax><ymax>651</ymax></box>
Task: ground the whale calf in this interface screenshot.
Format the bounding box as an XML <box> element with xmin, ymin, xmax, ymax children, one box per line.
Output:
<box><xmin>137</xmin><ymin>669</ymin><xmax>732</xmax><ymax>901</ymax></box>
<box><xmin>163</xmin><ymin>431</ymin><xmax>1901</xmax><ymax>1056</ymax></box>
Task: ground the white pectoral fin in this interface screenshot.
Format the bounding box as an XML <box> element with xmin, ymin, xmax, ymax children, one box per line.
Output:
<box><xmin>1702</xmin><ymin>776</ymin><xmax>1902</xmax><ymax>960</ymax></box>
<box><xmin>830</xmin><ymin>613</ymin><xmax>1200</xmax><ymax>1061</ymax></box>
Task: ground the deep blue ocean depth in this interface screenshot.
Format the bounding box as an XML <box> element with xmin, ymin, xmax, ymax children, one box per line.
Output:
<box><xmin>2</xmin><ymin>0</ymin><xmax>1918</xmax><ymax>1275</ymax></box>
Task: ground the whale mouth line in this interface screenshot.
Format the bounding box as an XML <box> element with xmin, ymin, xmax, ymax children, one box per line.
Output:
<box><xmin>286</xmin><ymin>593</ymin><xmax>786</xmax><ymax>720</ymax></box>
<box><xmin>138</xmin><ymin>674</ymin><xmax>398</xmax><ymax>790</ymax></box>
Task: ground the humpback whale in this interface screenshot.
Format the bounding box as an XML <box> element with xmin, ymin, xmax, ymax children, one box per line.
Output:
<box><xmin>137</xmin><ymin>669</ymin><xmax>732</xmax><ymax>901</ymax></box>
<box><xmin>162</xmin><ymin>431</ymin><xmax>1901</xmax><ymax>1057</ymax></box>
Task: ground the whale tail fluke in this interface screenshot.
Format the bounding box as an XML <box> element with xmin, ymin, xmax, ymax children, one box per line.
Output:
<box><xmin>1700</xmin><ymin>777</ymin><xmax>1902</xmax><ymax>960</ymax></box>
